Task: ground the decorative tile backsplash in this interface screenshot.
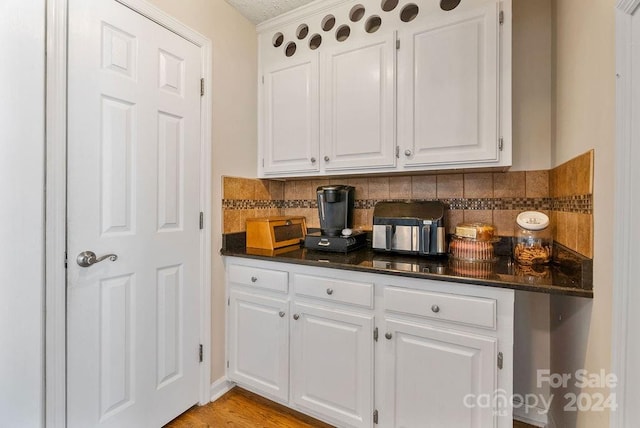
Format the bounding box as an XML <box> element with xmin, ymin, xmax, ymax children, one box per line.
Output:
<box><xmin>222</xmin><ymin>150</ymin><xmax>594</xmax><ymax>258</ymax></box>
<box><xmin>223</xmin><ymin>196</ymin><xmax>555</xmax><ymax>211</ymax></box>
<box><xmin>549</xmin><ymin>150</ymin><xmax>594</xmax><ymax>258</ymax></box>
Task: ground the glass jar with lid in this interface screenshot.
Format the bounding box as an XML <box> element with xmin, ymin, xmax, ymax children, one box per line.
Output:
<box><xmin>513</xmin><ymin>211</ymin><xmax>553</xmax><ymax>265</ymax></box>
<box><xmin>450</xmin><ymin>222</ymin><xmax>499</xmax><ymax>261</ymax></box>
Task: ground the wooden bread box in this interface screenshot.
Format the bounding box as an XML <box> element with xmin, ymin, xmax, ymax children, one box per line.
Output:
<box><xmin>246</xmin><ymin>216</ymin><xmax>307</xmax><ymax>250</ymax></box>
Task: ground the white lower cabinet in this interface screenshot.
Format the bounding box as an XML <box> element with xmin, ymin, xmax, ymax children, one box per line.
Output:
<box><xmin>380</xmin><ymin>285</ymin><xmax>513</xmax><ymax>428</ymax></box>
<box><xmin>225</xmin><ymin>257</ymin><xmax>513</xmax><ymax>428</ymax></box>
<box><xmin>228</xmin><ymin>289</ymin><xmax>289</xmax><ymax>403</ymax></box>
<box><xmin>291</xmin><ymin>302</ymin><xmax>374</xmax><ymax>428</ymax></box>
<box><xmin>381</xmin><ymin>319</ymin><xmax>498</xmax><ymax>427</ymax></box>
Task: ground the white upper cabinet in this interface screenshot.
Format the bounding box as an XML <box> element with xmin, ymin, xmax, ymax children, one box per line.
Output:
<box><xmin>398</xmin><ymin>2</ymin><xmax>501</xmax><ymax>167</ymax></box>
<box><xmin>262</xmin><ymin>54</ymin><xmax>320</xmax><ymax>174</ymax></box>
<box><xmin>322</xmin><ymin>31</ymin><xmax>396</xmax><ymax>171</ymax></box>
<box><xmin>257</xmin><ymin>0</ymin><xmax>511</xmax><ymax>177</ymax></box>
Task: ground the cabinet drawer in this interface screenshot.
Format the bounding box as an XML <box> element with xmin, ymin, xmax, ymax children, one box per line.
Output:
<box><xmin>293</xmin><ymin>274</ymin><xmax>374</xmax><ymax>309</ymax></box>
<box><xmin>384</xmin><ymin>287</ymin><xmax>496</xmax><ymax>330</ymax></box>
<box><xmin>228</xmin><ymin>264</ymin><xmax>288</xmax><ymax>293</ymax></box>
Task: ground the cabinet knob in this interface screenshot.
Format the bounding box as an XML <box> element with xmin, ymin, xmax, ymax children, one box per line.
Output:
<box><xmin>385</xmin><ymin>332</ymin><xmax>393</xmax><ymax>340</ymax></box>
<box><xmin>293</xmin><ymin>313</ymin><xmax>300</xmax><ymax>320</ymax></box>
<box><xmin>404</xmin><ymin>149</ymin><xmax>412</xmax><ymax>157</ymax></box>
<box><xmin>326</xmin><ymin>288</ymin><xmax>334</xmax><ymax>295</ymax></box>
<box><xmin>324</xmin><ymin>155</ymin><xmax>330</xmax><ymax>162</ymax></box>
<box><xmin>310</xmin><ymin>157</ymin><xmax>316</xmax><ymax>163</ymax></box>
<box><xmin>431</xmin><ymin>304</ymin><xmax>440</xmax><ymax>313</ymax></box>
<box><xmin>279</xmin><ymin>311</ymin><xmax>285</xmax><ymax>318</ymax></box>
<box><xmin>250</xmin><ymin>276</ymin><xmax>258</xmax><ymax>283</ymax></box>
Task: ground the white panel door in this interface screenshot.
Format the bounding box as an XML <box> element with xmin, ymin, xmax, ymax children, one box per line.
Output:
<box><xmin>291</xmin><ymin>302</ymin><xmax>374</xmax><ymax>428</ymax></box>
<box><xmin>381</xmin><ymin>319</ymin><xmax>497</xmax><ymax>428</ymax></box>
<box><xmin>228</xmin><ymin>290</ymin><xmax>289</xmax><ymax>403</ymax></box>
<box><xmin>322</xmin><ymin>32</ymin><xmax>396</xmax><ymax>171</ymax></box>
<box><xmin>398</xmin><ymin>3</ymin><xmax>500</xmax><ymax>166</ymax></box>
<box><xmin>67</xmin><ymin>0</ymin><xmax>202</xmax><ymax>426</ymax></box>
<box><xmin>262</xmin><ymin>55</ymin><xmax>320</xmax><ymax>175</ymax></box>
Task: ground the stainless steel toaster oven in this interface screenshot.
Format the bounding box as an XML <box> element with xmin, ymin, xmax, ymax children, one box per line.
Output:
<box><xmin>372</xmin><ymin>201</ymin><xmax>446</xmax><ymax>256</ymax></box>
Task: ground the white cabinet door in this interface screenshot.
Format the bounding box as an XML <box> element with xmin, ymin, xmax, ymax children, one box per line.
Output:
<box><xmin>228</xmin><ymin>290</ymin><xmax>289</xmax><ymax>403</ymax></box>
<box><xmin>322</xmin><ymin>32</ymin><xmax>396</xmax><ymax>171</ymax></box>
<box><xmin>262</xmin><ymin>55</ymin><xmax>320</xmax><ymax>175</ymax></box>
<box><xmin>291</xmin><ymin>302</ymin><xmax>374</xmax><ymax>428</ymax></box>
<box><xmin>398</xmin><ymin>3</ymin><xmax>501</xmax><ymax>167</ymax></box>
<box><xmin>381</xmin><ymin>318</ymin><xmax>498</xmax><ymax>428</ymax></box>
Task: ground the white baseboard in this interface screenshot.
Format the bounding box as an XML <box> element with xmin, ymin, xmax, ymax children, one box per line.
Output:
<box><xmin>210</xmin><ymin>377</ymin><xmax>234</xmax><ymax>402</ymax></box>
<box><xmin>513</xmin><ymin>396</ymin><xmax>548</xmax><ymax>427</ymax></box>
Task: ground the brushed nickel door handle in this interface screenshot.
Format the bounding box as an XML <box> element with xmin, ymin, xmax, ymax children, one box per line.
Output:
<box><xmin>77</xmin><ymin>251</ymin><xmax>118</xmax><ymax>267</ymax></box>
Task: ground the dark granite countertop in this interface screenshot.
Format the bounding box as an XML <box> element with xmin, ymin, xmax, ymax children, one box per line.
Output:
<box><xmin>221</xmin><ymin>233</ymin><xmax>593</xmax><ymax>298</ymax></box>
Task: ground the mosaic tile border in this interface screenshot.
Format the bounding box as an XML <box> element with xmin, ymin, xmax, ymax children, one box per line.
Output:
<box><xmin>223</xmin><ymin>194</ymin><xmax>592</xmax><ymax>214</ymax></box>
<box><xmin>222</xmin><ymin>199</ymin><xmax>285</xmax><ymax>209</ymax></box>
<box><xmin>552</xmin><ymin>195</ymin><xmax>593</xmax><ymax>214</ymax></box>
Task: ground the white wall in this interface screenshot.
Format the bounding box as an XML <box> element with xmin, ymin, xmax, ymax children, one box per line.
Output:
<box><xmin>144</xmin><ymin>0</ymin><xmax>258</xmax><ymax>382</ymax></box>
<box><xmin>511</xmin><ymin>2</ymin><xmax>552</xmax><ymax>423</ymax></box>
<box><xmin>511</xmin><ymin>0</ymin><xmax>552</xmax><ymax>171</ymax></box>
<box><xmin>0</xmin><ymin>1</ymin><xmax>46</xmax><ymax>426</ymax></box>
<box><xmin>550</xmin><ymin>0</ymin><xmax>616</xmax><ymax>427</ymax></box>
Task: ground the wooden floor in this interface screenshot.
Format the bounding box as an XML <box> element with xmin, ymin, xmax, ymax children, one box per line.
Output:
<box><xmin>513</xmin><ymin>421</ymin><xmax>537</xmax><ymax>428</ymax></box>
<box><xmin>165</xmin><ymin>386</ymin><xmax>538</xmax><ymax>428</ymax></box>
<box><xmin>164</xmin><ymin>387</ymin><xmax>332</xmax><ymax>428</ymax></box>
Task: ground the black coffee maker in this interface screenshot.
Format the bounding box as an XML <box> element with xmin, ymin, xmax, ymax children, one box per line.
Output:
<box><xmin>318</xmin><ymin>185</ymin><xmax>354</xmax><ymax>236</ymax></box>
<box><xmin>304</xmin><ymin>185</ymin><xmax>367</xmax><ymax>252</ymax></box>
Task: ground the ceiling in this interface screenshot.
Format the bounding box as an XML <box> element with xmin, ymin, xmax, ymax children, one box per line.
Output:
<box><xmin>225</xmin><ymin>0</ymin><xmax>317</xmax><ymax>25</ymax></box>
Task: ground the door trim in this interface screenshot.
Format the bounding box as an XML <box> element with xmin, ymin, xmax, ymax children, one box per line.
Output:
<box><xmin>612</xmin><ymin>1</ymin><xmax>640</xmax><ymax>427</ymax></box>
<box><xmin>45</xmin><ymin>1</ymin><xmax>213</xmax><ymax>426</ymax></box>
<box><xmin>45</xmin><ymin>1</ymin><xmax>68</xmax><ymax>426</ymax></box>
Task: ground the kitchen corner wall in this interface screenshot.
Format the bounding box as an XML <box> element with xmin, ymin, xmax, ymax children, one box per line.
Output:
<box><xmin>550</xmin><ymin>1</ymin><xmax>614</xmax><ymax>427</ymax></box>
<box><xmin>222</xmin><ymin>151</ymin><xmax>594</xmax><ymax>259</ymax></box>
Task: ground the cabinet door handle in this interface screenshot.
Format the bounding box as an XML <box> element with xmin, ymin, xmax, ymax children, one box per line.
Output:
<box><xmin>279</xmin><ymin>311</ymin><xmax>285</xmax><ymax>318</ymax></box>
<box><xmin>324</xmin><ymin>155</ymin><xmax>330</xmax><ymax>162</ymax></box>
<box><xmin>293</xmin><ymin>313</ymin><xmax>300</xmax><ymax>320</ymax></box>
<box><xmin>385</xmin><ymin>332</ymin><xmax>392</xmax><ymax>340</ymax></box>
<box><xmin>404</xmin><ymin>149</ymin><xmax>412</xmax><ymax>157</ymax></box>
<box><xmin>431</xmin><ymin>304</ymin><xmax>440</xmax><ymax>313</ymax></box>
<box><xmin>326</xmin><ymin>288</ymin><xmax>334</xmax><ymax>295</ymax></box>
<box><xmin>310</xmin><ymin>157</ymin><xmax>316</xmax><ymax>163</ymax></box>
<box><xmin>250</xmin><ymin>276</ymin><xmax>257</xmax><ymax>283</ymax></box>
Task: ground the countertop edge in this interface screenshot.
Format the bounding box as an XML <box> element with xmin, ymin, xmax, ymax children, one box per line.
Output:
<box><xmin>220</xmin><ymin>248</ymin><xmax>594</xmax><ymax>299</ymax></box>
